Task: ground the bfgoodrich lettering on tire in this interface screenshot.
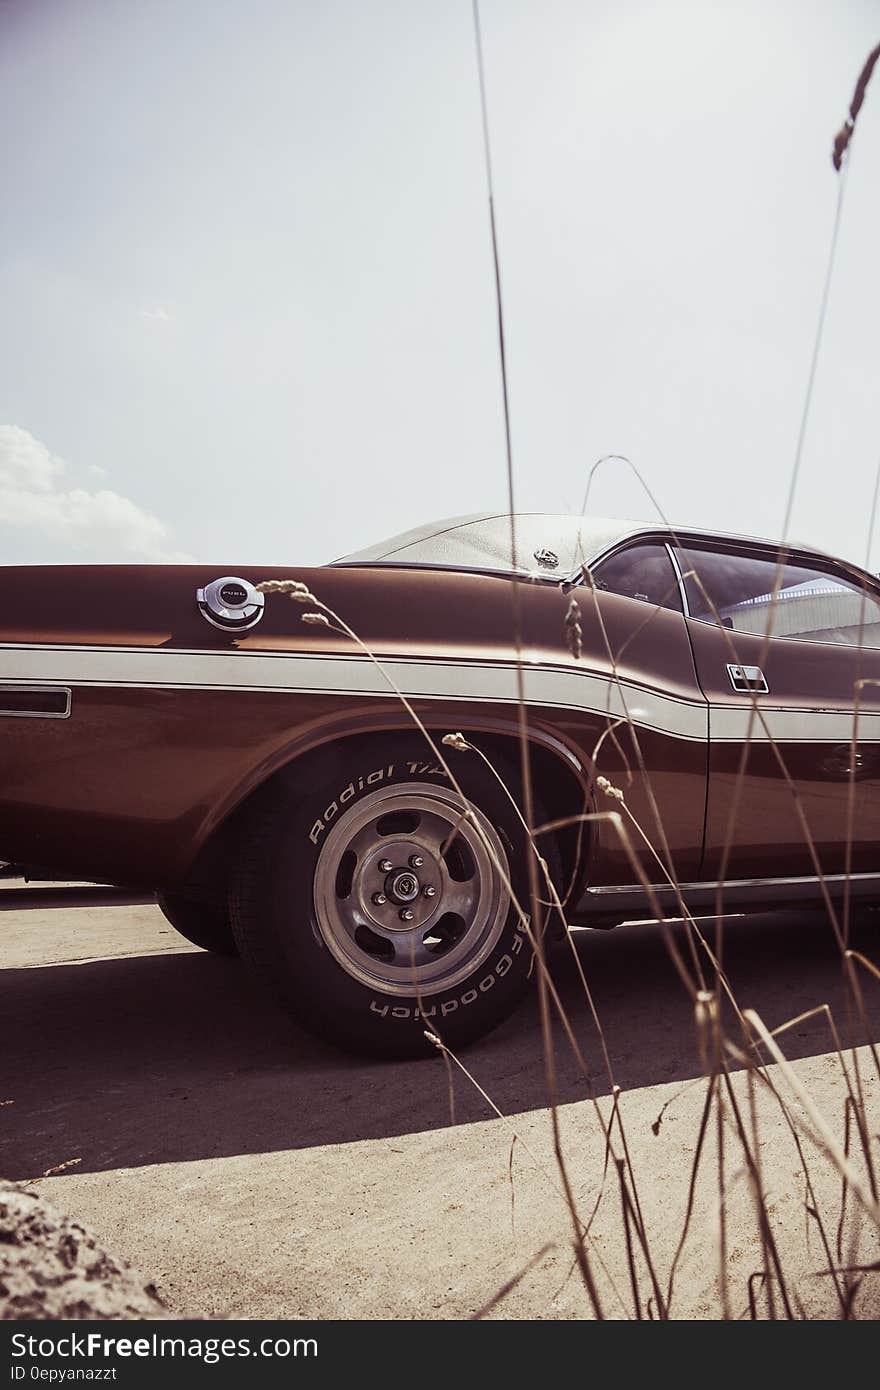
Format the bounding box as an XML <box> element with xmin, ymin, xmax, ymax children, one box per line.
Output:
<box><xmin>229</xmin><ymin>735</ymin><xmax>558</xmax><ymax>1058</ymax></box>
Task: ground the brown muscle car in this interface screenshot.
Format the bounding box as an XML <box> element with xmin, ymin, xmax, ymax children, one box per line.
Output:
<box><xmin>2</xmin><ymin>512</ymin><xmax>880</xmax><ymax>1057</ymax></box>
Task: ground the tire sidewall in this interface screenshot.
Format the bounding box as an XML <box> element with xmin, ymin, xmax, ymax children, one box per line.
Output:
<box><xmin>257</xmin><ymin>738</ymin><xmax>540</xmax><ymax>1055</ymax></box>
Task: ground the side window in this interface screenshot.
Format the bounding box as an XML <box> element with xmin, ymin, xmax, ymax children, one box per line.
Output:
<box><xmin>591</xmin><ymin>543</ymin><xmax>683</xmax><ymax>614</ymax></box>
<box><xmin>675</xmin><ymin>546</ymin><xmax>880</xmax><ymax>649</ymax></box>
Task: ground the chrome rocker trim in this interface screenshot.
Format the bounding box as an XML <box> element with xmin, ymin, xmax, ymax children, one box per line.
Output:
<box><xmin>574</xmin><ymin>871</ymin><xmax>880</xmax><ymax>921</ymax></box>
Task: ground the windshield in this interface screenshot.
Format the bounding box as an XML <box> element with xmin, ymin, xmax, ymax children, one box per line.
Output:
<box><xmin>333</xmin><ymin>513</ymin><xmax>647</xmax><ymax>579</ymax></box>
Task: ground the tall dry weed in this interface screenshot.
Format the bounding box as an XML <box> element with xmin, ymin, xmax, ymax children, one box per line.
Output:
<box><xmin>255</xmin><ymin>31</ymin><xmax>880</xmax><ymax>1319</ymax></box>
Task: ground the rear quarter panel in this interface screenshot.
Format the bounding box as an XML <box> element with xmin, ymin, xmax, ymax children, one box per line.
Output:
<box><xmin>0</xmin><ymin>565</ymin><xmax>707</xmax><ymax>892</ymax></box>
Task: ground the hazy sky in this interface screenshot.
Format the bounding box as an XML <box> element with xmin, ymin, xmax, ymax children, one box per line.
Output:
<box><xmin>1</xmin><ymin>0</ymin><xmax>878</xmax><ymax>569</ymax></box>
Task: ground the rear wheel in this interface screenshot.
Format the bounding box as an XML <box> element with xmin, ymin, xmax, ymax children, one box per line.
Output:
<box><xmin>156</xmin><ymin>891</ymin><xmax>237</xmax><ymax>956</ymax></box>
<box><xmin>230</xmin><ymin>736</ymin><xmax>558</xmax><ymax>1058</ymax></box>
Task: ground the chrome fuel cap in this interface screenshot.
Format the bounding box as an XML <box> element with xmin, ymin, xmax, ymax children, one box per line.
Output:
<box><xmin>196</xmin><ymin>576</ymin><xmax>265</xmax><ymax>632</ymax></box>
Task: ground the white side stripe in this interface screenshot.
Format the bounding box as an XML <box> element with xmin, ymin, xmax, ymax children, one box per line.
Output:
<box><xmin>0</xmin><ymin>643</ymin><xmax>878</xmax><ymax>743</ymax></box>
<box><xmin>0</xmin><ymin>643</ymin><xmax>706</xmax><ymax>740</ymax></box>
<box><xmin>709</xmin><ymin>705</ymin><xmax>880</xmax><ymax>743</ymax></box>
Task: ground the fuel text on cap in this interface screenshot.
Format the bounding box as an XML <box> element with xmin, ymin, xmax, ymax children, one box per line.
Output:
<box><xmin>219</xmin><ymin>582</ymin><xmax>248</xmax><ymax>606</ymax></box>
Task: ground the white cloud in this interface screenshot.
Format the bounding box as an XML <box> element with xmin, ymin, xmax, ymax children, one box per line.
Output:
<box><xmin>139</xmin><ymin>306</ymin><xmax>172</xmax><ymax>323</ymax></box>
<box><xmin>0</xmin><ymin>424</ymin><xmax>63</xmax><ymax>493</ymax></box>
<box><xmin>0</xmin><ymin>425</ymin><xmax>192</xmax><ymax>562</ymax></box>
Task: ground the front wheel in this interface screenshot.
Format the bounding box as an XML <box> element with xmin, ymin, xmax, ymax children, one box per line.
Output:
<box><xmin>229</xmin><ymin>737</ymin><xmax>556</xmax><ymax>1058</ymax></box>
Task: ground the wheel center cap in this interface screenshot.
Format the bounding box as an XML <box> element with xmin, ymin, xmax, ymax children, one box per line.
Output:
<box><xmin>386</xmin><ymin>869</ymin><xmax>420</xmax><ymax>903</ymax></box>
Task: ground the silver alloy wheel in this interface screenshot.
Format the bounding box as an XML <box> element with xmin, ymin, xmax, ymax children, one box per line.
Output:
<box><xmin>312</xmin><ymin>781</ymin><xmax>511</xmax><ymax>997</ymax></box>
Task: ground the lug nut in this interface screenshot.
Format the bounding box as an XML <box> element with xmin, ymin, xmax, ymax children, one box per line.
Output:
<box><xmin>399</xmin><ymin>908</ymin><xmax>414</xmax><ymax>922</ymax></box>
<box><xmin>423</xmin><ymin>885</ymin><xmax>436</xmax><ymax>898</ymax></box>
<box><xmin>409</xmin><ymin>854</ymin><xmax>424</xmax><ymax>868</ymax></box>
<box><xmin>372</xmin><ymin>892</ymin><xmax>387</xmax><ymax>906</ymax></box>
<box><xmin>378</xmin><ymin>859</ymin><xmax>393</xmax><ymax>873</ymax></box>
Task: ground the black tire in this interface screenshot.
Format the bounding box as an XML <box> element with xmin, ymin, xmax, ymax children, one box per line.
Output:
<box><xmin>156</xmin><ymin>890</ymin><xmax>238</xmax><ymax>956</ymax></box>
<box><xmin>229</xmin><ymin>735</ymin><xmax>560</xmax><ymax>1058</ymax></box>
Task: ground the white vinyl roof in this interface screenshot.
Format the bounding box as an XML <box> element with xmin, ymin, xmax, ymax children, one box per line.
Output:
<box><xmin>333</xmin><ymin>512</ymin><xmax>646</xmax><ymax>579</ymax></box>
<box><xmin>333</xmin><ymin>511</ymin><xmax>837</xmax><ymax>582</ymax></box>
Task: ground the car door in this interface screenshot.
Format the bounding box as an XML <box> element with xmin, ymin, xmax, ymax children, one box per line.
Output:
<box><xmin>673</xmin><ymin>540</ymin><xmax>880</xmax><ymax>882</ymax></box>
<box><xmin>579</xmin><ymin>538</ymin><xmax>709</xmax><ymax>885</ymax></box>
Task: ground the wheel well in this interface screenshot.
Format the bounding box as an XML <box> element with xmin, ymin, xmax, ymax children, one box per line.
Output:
<box><xmin>178</xmin><ymin>728</ymin><xmax>591</xmax><ymax>908</ymax></box>
<box><xmin>467</xmin><ymin>732</ymin><xmax>590</xmax><ymax>908</ymax></box>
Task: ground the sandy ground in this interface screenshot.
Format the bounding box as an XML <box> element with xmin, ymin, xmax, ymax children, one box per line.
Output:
<box><xmin>2</xmin><ymin>882</ymin><xmax>879</xmax><ymax>1320</ymax></box>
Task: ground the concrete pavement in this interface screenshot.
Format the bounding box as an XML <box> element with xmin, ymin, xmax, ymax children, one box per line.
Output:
<box><xmin>2</xmin><ymin>883</ymin><xmax>879</xmax><ymax>1318</ymax></box>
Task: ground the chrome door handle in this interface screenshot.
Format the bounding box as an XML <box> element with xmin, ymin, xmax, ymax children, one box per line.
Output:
<box><xmin>727</xmin><ymin>663</ymin><xmax>768</xmax><ymax>694</ymax></box>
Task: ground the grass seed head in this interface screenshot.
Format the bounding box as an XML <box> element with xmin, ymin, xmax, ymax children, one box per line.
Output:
<box><xmin>442</xmin><ymin>732</ymin><xmax>471</xmax><ymax>753</ymax></box>
<box><xmin>565</xmin><ymin>596</ymin><xmax>583</xmax><ymax>659</ymax></box>
<box><xmin>596</xmin><ymin>774</ymin><xmax>625</xmax><ymax>804</ymax></box>
<box><xmin>256</xmin><ymin>579</ymin><xmax>318</xmax><ymax>604</ymax></box>
<box><xmin>694</xmin><ymin>989</ymin><xmax>718</xmax><ymax>1073</ymax></box>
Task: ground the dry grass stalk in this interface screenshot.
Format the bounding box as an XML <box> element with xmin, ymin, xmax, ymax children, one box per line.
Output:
<box><xmin>259</xmin><ymin>314</ymin><xmax>880</xmax><ymax>1316</ymax></box>
<box><xmin>254</xmin><ymin>565</ymin><xmax>880</xmax><ymax>1317</ymax></box>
